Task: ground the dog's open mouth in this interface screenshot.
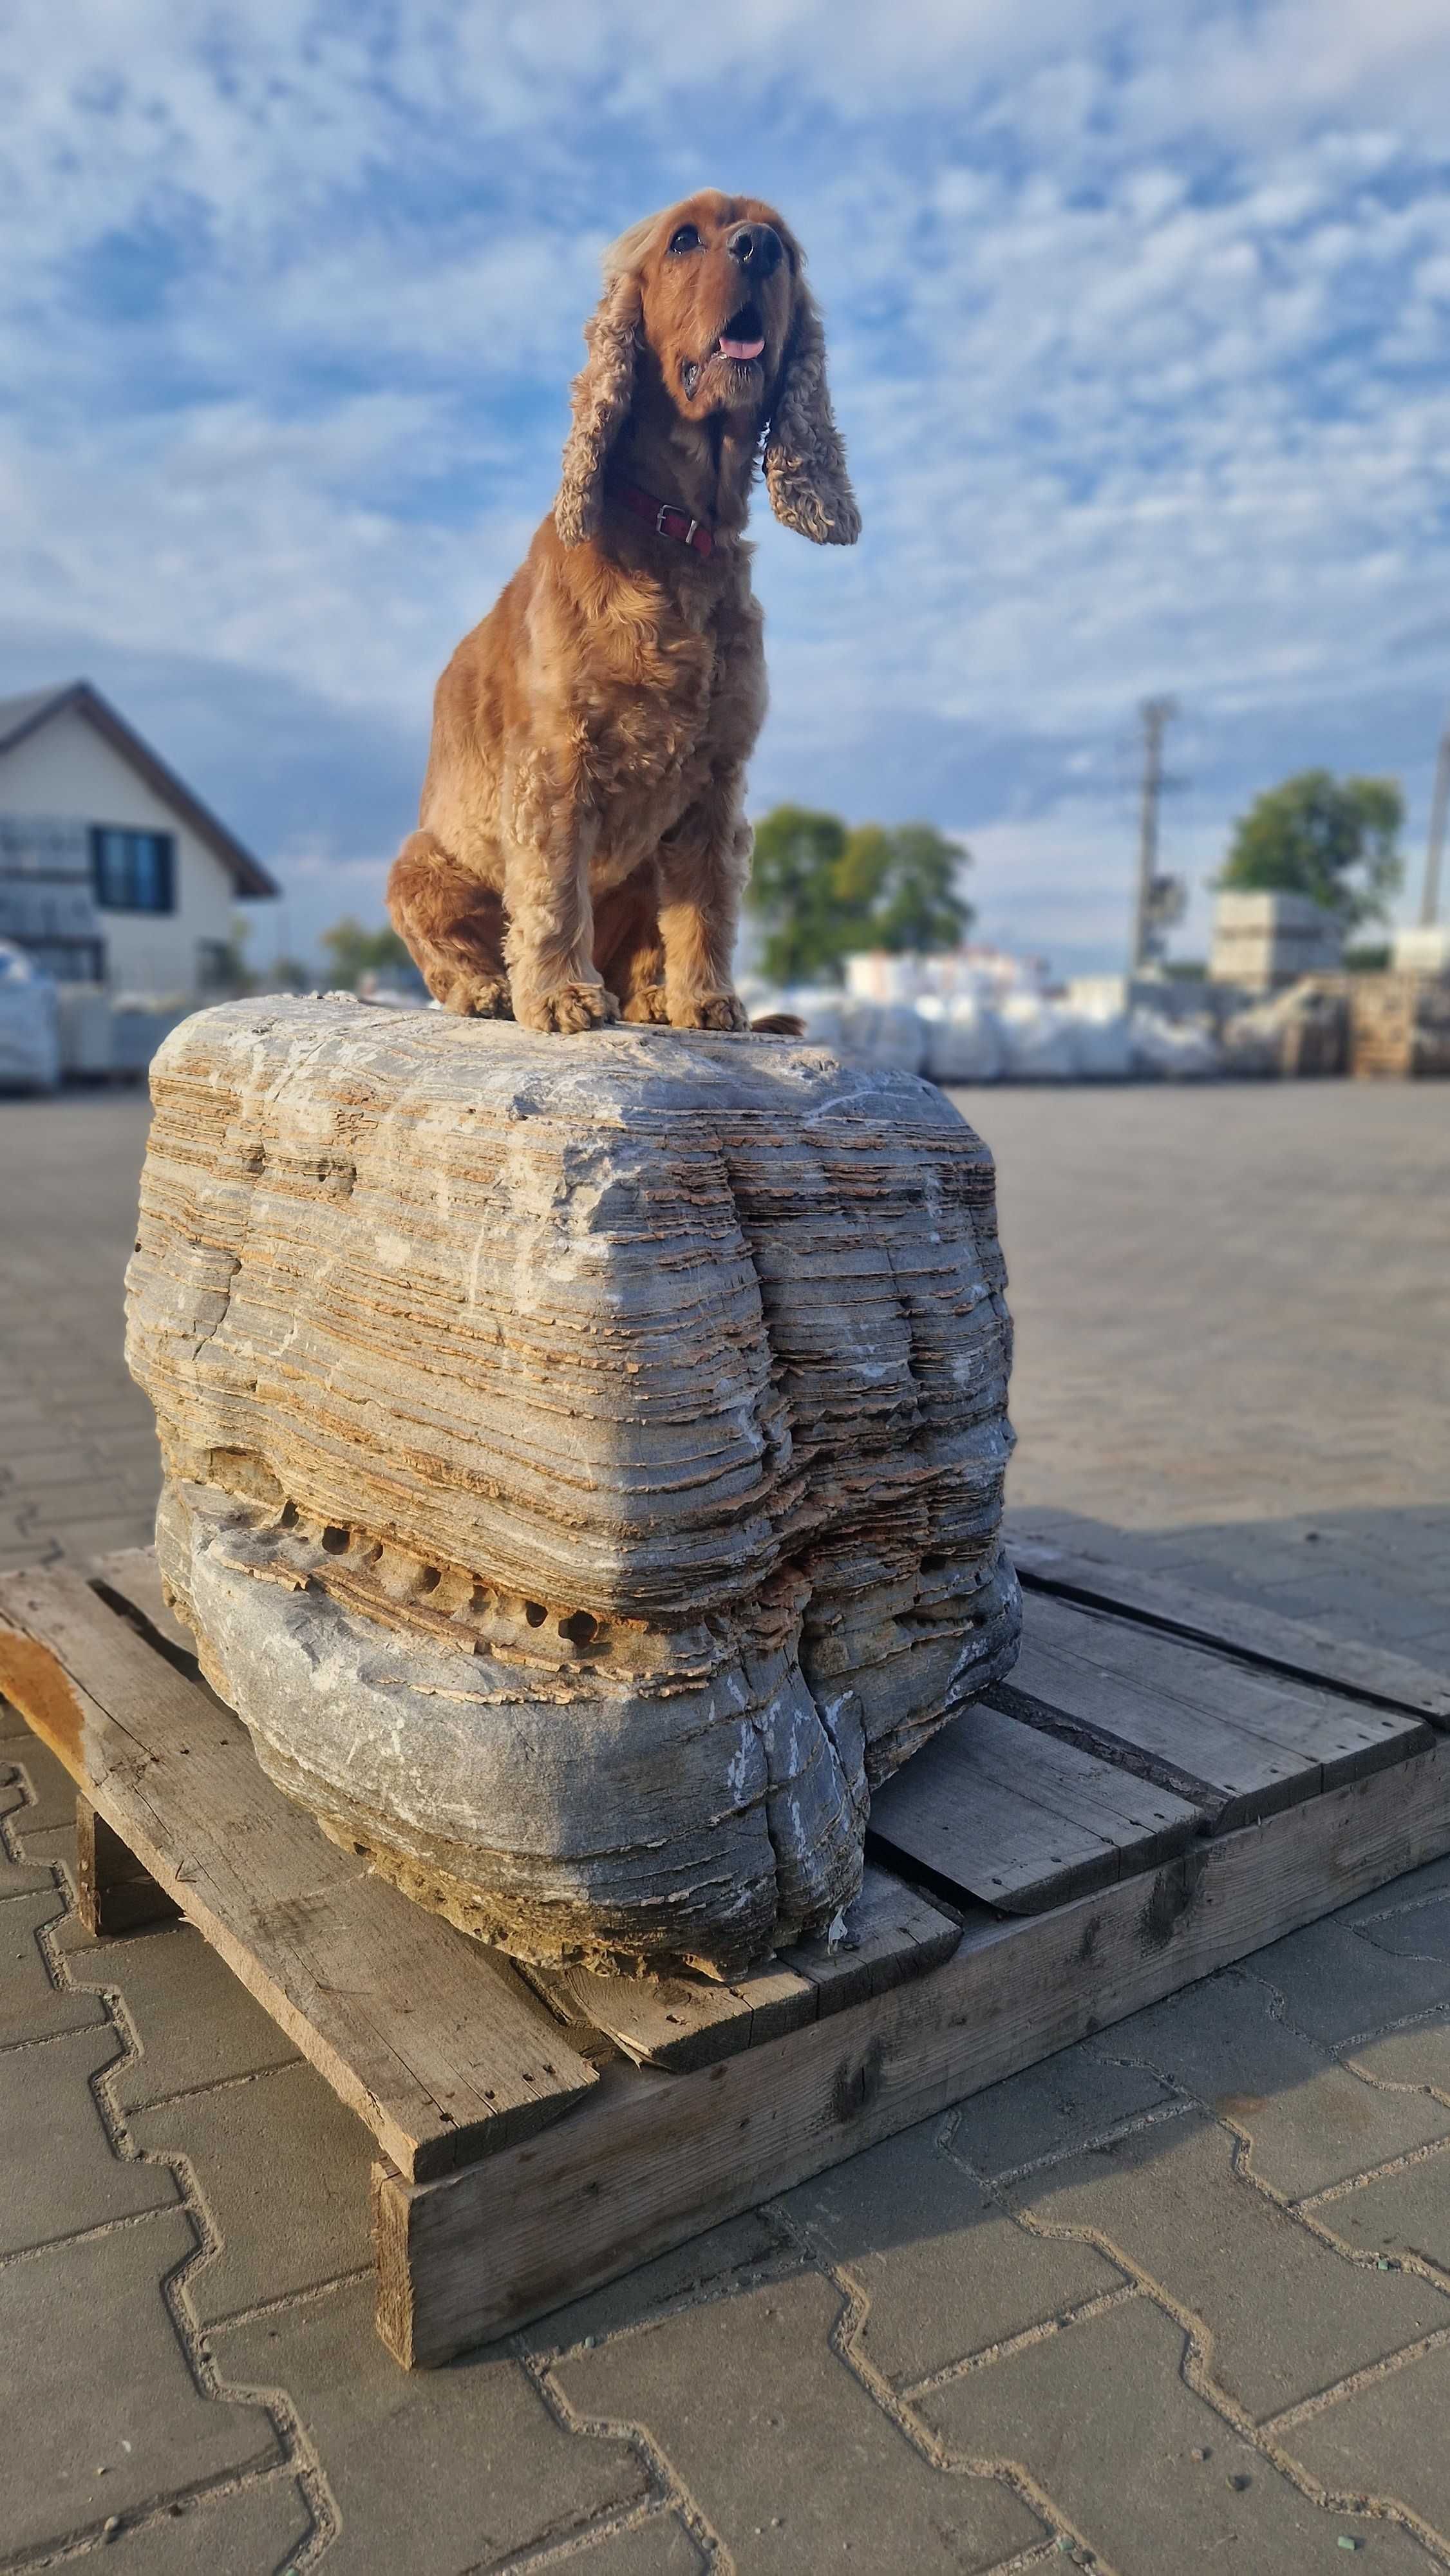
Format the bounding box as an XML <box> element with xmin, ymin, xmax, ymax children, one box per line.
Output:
<box><xmin>711</xmin><ymin>301</ymin><xmax>766</xmax><ymax>364</ymax></box>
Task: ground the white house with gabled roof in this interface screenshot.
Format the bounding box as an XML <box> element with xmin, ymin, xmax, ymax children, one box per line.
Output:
<box><xmin>0</xmin><ymin>680</ymin><xmax>278</xmax><ymax>997</ymax></box>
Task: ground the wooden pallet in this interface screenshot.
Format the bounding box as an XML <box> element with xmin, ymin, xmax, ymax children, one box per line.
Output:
<box><xmin>1349</xmin><ymin>969</ymin><xmax>1450</xmax><ymax>1079</ymax></box>
<box><xmin>3</xmin><ymin>1546</ymin><xmax>1449</xmax><ymax>2369</ymax></box>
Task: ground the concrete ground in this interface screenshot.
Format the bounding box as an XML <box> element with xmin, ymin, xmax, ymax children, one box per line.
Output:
<box><xmin>2</xmin><ymin>1075</ymin><xmax>1449</xmax><ymax>2574</ymax></box>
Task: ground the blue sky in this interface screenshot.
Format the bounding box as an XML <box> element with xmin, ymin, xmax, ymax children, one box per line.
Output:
<box><xmin>3</xmin><ymin>1</ymin><xmax>1450</xmax><ymax>972</ymax></box>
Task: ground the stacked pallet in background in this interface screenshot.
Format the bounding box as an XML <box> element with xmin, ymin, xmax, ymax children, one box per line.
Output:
<box><xmin>1350</xmin><ymin>970</ymin><xmax>1450</xmax><ymax>1079</ymax></box>
<box><xmin>1219</xmin><ymin>976</ymin><xmax>1350</xmax><ymax>1078</ymax></box>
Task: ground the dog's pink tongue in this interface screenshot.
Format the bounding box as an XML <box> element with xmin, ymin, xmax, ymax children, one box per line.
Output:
<box><xmin>719</xmin><ymin>334</ymin><xmax>765</xmax><ymax>359</ymax></box>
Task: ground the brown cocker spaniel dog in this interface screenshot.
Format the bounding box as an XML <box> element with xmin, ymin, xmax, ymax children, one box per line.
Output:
<box><xmin>387</xmin><ymin>191</ymin><xmax>858</xmax><ymax>1033</ymax></box>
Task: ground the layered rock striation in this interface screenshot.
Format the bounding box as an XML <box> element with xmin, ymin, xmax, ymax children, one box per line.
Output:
<box><xmin>125</xmin><ymin>996</ymin><xmax>1020</xmax><ymax>1976</ymax></box>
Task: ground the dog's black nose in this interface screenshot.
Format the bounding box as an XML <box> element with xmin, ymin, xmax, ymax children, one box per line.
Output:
<box><xmin>727</xmin><ymin>222</ymin><xmax>781</xmax><ymax>276</ymax></box>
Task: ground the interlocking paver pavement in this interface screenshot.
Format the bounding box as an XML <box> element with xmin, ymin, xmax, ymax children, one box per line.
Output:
<box><xmin>3</xmin><ymin>1077</ymin><xmax>1450</xmax><ymax>2571</ymax></box>
<box><xmin>0</xmin><ymin>2212</ymin><xmax>282</xmax><ymax>2559</ymax></box>
<box><xmin>214</xmin><ymin>2282</ymin><xmax>657</xmax><ymax>2575</ymax></box>
<box><xmin>550</xmin><ymin>2264</ymin><xmax>1051</xmax><ymax>2571</ymax></box>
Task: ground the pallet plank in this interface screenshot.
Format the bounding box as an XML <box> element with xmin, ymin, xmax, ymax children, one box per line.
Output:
<box><xmin>1012</xmin><ymin>1538</ymin><xmax>1450</xmax><ymax>1723</ymax></box>
<box><xmin>868</xmin><ymin>1701</ymin><xmax>1204</xmax><ymax>1913</ymax></box>
<box><xmin>784</xmin><ymin>1864</ymin><xmax>965</xmax><ymax>2010</ymax></box>
<box><xmin>89</xmin><ymin>1546</ymin><xmax>197</xmax><ymax>1663</ymax></box>
<box><xmin>540</xmin><ymin>1954</ymin><xmax>818</xmax><ymax>2074</ymax></box>
<box><xmin>375</xmin><ymin>1736</ymin><xmax>1450</xmax><ymax>2363</ymax></box>
<box><xmin>0</xmin><ymin>1566</ymin><xmax>597</xmax><ymax>2179</ymax></box>
<box><xmin>542</xmin><ymin>1863</ymin><xmax>965</xmax><ymax>2069</ymax></box>
<box><xmin>1010</xmin><ymin>1593</ymin><xmax>1431</xmax><ymax>1828</ymax></box>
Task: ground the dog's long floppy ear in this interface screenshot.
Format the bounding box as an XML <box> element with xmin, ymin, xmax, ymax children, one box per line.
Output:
<box><xmin>555</xmin><ymin>267</ymin><xmax>643</xmax><ymax>547</ymax></box>
<box><xmin>764</xmin><ymin>274</ymin><xmax>861</xmax><ymax>546</ymax></box>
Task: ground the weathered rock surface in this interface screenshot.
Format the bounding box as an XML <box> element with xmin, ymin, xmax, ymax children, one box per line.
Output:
<box><xmin>125</xmin><ymin>996</ymin><xmax>1020</xmax><ymax>1977</ymax></box>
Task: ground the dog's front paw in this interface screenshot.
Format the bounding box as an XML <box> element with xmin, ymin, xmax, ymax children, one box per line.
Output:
<box><xmin>668</xmin><ymin>990</ymin><xmax>750</xmax><ymax>1033</ymax></box>
<box><xmin>620</xmin><ymin>985</ymin><xmax>671</xmax><ymax>1025</ymax></box>
<box><xmin>522</xmin><ymin>981</ymin><xmax>621</xmax><ymax>1034</ymax></box>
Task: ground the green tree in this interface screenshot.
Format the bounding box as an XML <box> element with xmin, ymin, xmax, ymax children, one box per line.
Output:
<box><xmin>321</xmin><ymin>916</ymin><xmax>416</xmax><ymax>990</ymax></box>
<box><xmin>838</xmin><ymin>822</ymin><xmax>973</xmax><ymax>956</ymax></box>
<box><xmin>1217</xmin><ymin>771</ymin><xmax>1404</xmax><ymax>930</ymax></box>
<box><xmin>747</xmin><ymin>808</ymin><xmax>973</xmax><ymax>983</ymax></box>
<box><xmin>747</xmin><ymin>806</ymin><xmax>852</xmax><ymax>983</ymax></box>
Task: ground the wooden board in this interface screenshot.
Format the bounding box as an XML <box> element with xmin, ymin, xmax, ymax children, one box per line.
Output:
<box><xmin>89</xmin><ymin>1546</ymin><xmax>197</xmax><ymax>1663</ymax></box>
<box><xmin>541</xmin><ymin>1954</ymin><xmax>817</xmax><ymax>2074</ymax></box>
<box><xmin>1006</xmin><ymin>1591</ymin><xmax>1433</xmax><ymax>1830</ymax></box>
<box><xmin>1011</xmin><ymin>1537</ymin><xmax>1450</xmax><ymax>1723</ymax></box>
<box><xmin>783</xmin><ymin>1864</ymin><xmax>966</xmax><ymax>2010</ymax></box>
<box><xmin>541</xmin><ymin>1867</ymin><xmax>963</xmax><ymax>2069</ymax></box>
<box><xmin>867</xmin><ymin>1699</ymin><xmax>1204</xmax><ymax>1913</ymax></box>
<box><xmin>0</xmin><ymin>1567</ymin><xmax>599</xmax><ymax>2180</ymax></box>
<box><xmin>375</xmin><ymin>1734</ymin><xmax>1450</xmax><ymax>2363</ymax></box>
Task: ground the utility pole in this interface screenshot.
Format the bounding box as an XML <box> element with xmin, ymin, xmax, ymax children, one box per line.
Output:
<box><xmin>1130</xmin><ymin>696</ymin><xmax>1178</xmax><ymax>971</ymax></box>
<box><xmin>1420</xmin><ymin>708</ymin><xmax>1450</xmax><ymax>927</ymax></box>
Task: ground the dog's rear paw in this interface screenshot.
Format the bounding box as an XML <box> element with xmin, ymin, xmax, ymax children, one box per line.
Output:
<box><xmin>669</xmin><ymin>991</ymin><xmax>750</xmax><ymax>1033</ymax></box>
<box><xmin>620</xmin><ymin>985</ymin><xmax>671</xmax><ymax>1025</ymax></box>
<box><xmin>523</xmin><ymin>982</ymin><xmax>621</xmax><ymax>1034</ymax></box>
<box><xmin>434</xmin><ymin>972</ymin><xmax>513</xmax><ymax>1019</ymax></box>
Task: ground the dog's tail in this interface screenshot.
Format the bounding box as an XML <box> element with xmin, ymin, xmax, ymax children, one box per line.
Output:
<box><xmin>750</xmin><ymin>1011</ymin><xmax>806</xmax><ymax>1038</ymax></box>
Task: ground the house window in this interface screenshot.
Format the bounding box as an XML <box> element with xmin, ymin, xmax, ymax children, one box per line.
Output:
<box><xmin>89</xmin><ymin>826</ymin><xmax>175</xmax><ymax>913</ymax></box>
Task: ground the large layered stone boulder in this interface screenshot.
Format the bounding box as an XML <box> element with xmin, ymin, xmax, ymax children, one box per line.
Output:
<box><xmin>124</xmin><ymin>996</ymin><xmax>1020</xmax><ymax>1978</ymax></box>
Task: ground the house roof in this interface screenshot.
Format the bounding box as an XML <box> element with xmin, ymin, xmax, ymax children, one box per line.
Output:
<box><xmin>0</xmin><ymin>681</ymin><xmax>279</xmax><ymax>898</ymax></box>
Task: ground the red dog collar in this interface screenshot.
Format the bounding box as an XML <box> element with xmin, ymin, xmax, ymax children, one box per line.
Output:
<box><xmin>607</xmin><ymin>478</ymin><xmax>715</xmax><ymax>560</ymax></box>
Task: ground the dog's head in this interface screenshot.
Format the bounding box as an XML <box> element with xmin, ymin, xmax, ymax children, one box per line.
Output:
<box><xmin>556</xmin><ymin>191</ymin><xmax>860</xmax><ymax>551</ymax></box>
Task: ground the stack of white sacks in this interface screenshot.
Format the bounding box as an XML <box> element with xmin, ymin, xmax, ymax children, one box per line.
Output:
<box><xmin>0</xmin><ymin>941</ymin><xmax>61</xmax><ymax>1092</ymax></box>
<box><xmin>746</xmin><ymin>953</ymin><xmax>1220</xmax><ymax>1084</ymax></box>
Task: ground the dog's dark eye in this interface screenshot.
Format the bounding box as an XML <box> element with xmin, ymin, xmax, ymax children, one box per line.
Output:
<box><xmin>668</xmin><ymin>224</ymin><xmax>700</xmax><ymax>256</ymax></box>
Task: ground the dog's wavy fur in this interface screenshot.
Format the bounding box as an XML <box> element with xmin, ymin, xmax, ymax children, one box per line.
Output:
<box><xmin>388</xmin><ymin>191</ymin><xmax>858</xmax><ymax>1033</ymax></box>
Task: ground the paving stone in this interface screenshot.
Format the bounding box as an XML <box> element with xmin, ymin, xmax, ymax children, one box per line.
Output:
<box><xmin>129</xmin><ymin>2059</ymin><xmax>374</xmax><ymax>2328</ymax></box>
<box><xmin>0</xmin><ymin>1889</ymin><xmax>105</xmax><ymax>2043</ymax></box>
<box><xmin>522</xmin><ymin>2211</ymin><xmax>782</xmax><ymax>2356</ymax></box>
<box><xmin>1341</xmin><ymin>1861</ymin><xmax>1450</xmax><ymax>1923</ymax></box>
<box><xmin>1357</xmin><ymin>1905</ymin><xmax>1450</xmax><ymax>1966</ymax></box>
<box><xmin>9</xmin><ymin>1817</ymin><xmax>81</xmax><ymax>1877</ymax></box>
<box><xmin>0</xmin><ymin>2208</ymin><xmax>280</xmax><ymax>2557</ymax></box>
<box><xmin>945</xmin><ymin>2034</ymin><xmax>1173</xmax><ymax>2179</ymax></box>
<box><xmin>3</xmin><ymin>1729</ymin><xmax>80</xmax><ymax>1836</ymax></box>
<box><xmin>1246</xmin><ymin>1920</ymin><xmax>1450</xmax><ymax>2049</ymax></box>
<box><xmin>1107</xmin><ymin>1966</ymin><xmax>1450</xmax><ymax>2199</ymax></box>
<box><xmin>0</xmin><ymin>2022</ymin><xmax>178</xmax><ymax>2251</ymax></box>
<box><xmin>1286</xmin><ymin>2343</ymin><xmax>1450</xmax><ymax>2548</ymax></box>
<box><xmin>1348</xmin><ymin>2022</ymin><xmax>1450</xmax><ymax>2100</ymax></box>
<box><xmin>214</xmin><ymin>2277</ymin><xmax>652</xmax><ymax>2574</ymax></box>
<box><xmin>920</xmin><ymin>2288</ymin><xmax>1436</xmax><ymax>2575</ymax></box>
<box><xmin>66</xmin><ymin>1922</ymin><xmax>301</xmax><ymax>2111</ymax></box>
<box><xmin>1006</xmin><ymin>2111</ymin><xmax>1450</xmax><ymax>2421</ymax></box>
<box><xmin>574</xmin><ymin>2511</ymin><xmax>708</xmax><ymax>2572</ymax></box>
<box><xmin>1314</xmin><ymin>2145</ymin><xmax>1450</xmax><ymax>2276</ymax></box>
<box><xmin>42</xmin><ymin>1507</ymin><xmax>158</xmax><ymax>1555</ymax></box>
<box><xmin>778</xmin><ymin>2119</ymin><xmax>1124</xmax><ymax>2389</ymax></box>
<box><xmin>83</xmin><ymin>2471</ymin><xmax>311</xmax><ymax>2572</ymax></box>
<box><xmin>0</xmin><ymin>1776</ymin><xmax>57</xmax><ymax>1891</ymax></box>
<box><xmin>553</xmin><ymin>2266</ymin><xmax>1046</xmax><ymax>2573</ymax></box>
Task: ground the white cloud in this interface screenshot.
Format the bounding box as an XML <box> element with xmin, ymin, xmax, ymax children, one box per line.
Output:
<box><xmin>3</xmin><ymin>0</ymin><xmax>1449</xmax><ymax>968</ymax></box>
